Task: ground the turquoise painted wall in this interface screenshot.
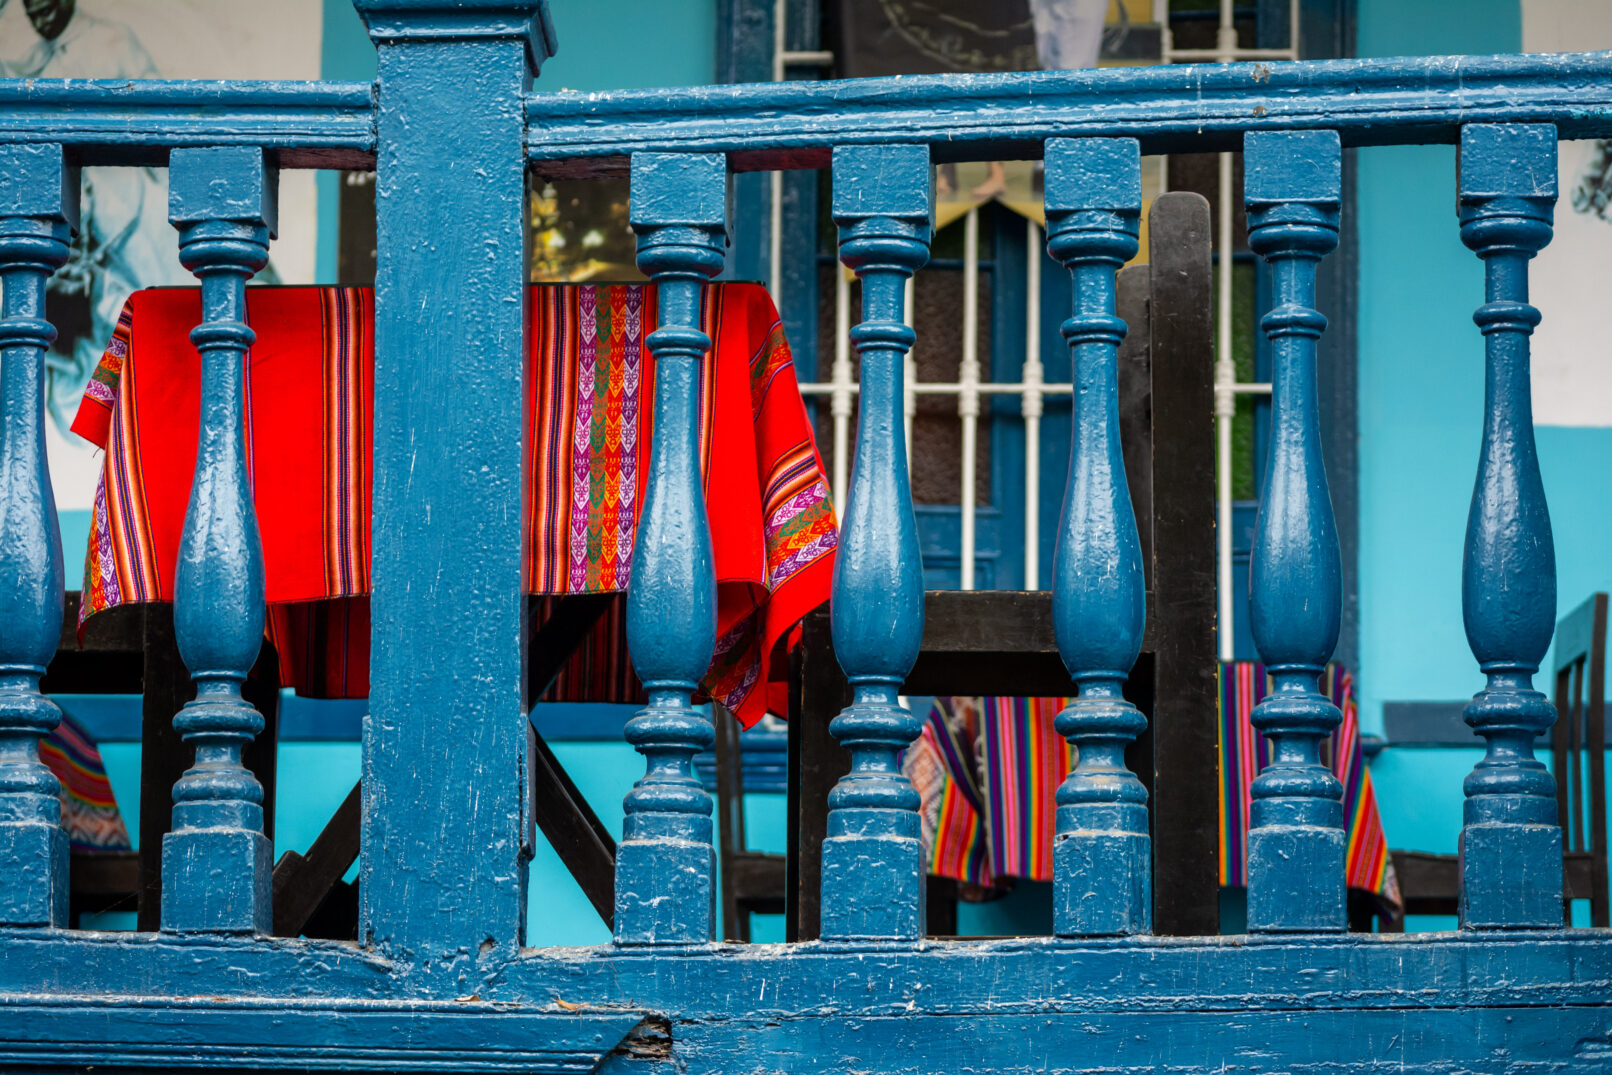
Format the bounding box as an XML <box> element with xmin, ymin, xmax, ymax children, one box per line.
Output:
<box><xmin>314</xmin><ymin>0</ymin><xmax>718</xmax><ymax>282</ymax></box>
<box><xmin>1356</xmin><ymin>0</ymin><xmax>1612</xmax><ymax>928</ymax></box>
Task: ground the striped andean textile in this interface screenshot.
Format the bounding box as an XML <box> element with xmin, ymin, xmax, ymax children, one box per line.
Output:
<box><xmin>1220</xmin><ymin>662</ymin><xmax>1398</xmax><ymax>906</ymax></box>
<box><xmin>906</xmin><ymin>695</ymin><xmax>1069</xmax><ymax>888</ymax></box>
<box><xmin>72</xmin><ymin>284</ymin><xmax>837</xmax><ymax>728</ymax></box>
<box><xmin>40</xmin><ymin>712</ymin><xmax>132</xmax><ymax>853</ymax></box>
<box><xmin>906</xmin><ymin>663</ymin><xmax>1398</xmax><ymax>912</ymax></box>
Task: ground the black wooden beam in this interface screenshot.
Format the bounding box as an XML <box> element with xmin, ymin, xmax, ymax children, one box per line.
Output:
<box><xmin>273</xmin><ymin>781</ymin><xmax>362</xmax><ymax>938</ymax></box>
<box><xmin>1143</xmin><ymin>192</ymin><xmax>1220</xmax><ymax>937</ymax></box>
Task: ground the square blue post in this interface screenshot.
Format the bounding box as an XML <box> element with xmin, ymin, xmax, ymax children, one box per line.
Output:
<box><xmin>162</xmin><ymin>146</ymin><xmax>277</xmax><ymax>935</ymax></box>
<box><xmin>613</xmin><ymin>152</ymin><xmax>729</xmax><ymax>946</ymax></box>
<box><xmin>354</xmin><ymin>0</ymin><xmax>555</xmax><ymax>967</ymax></box>
<box><xmin>820</xmin><ymin>144</ymin><xmax>932</xmax><ymax>943</ymax></box>
<box><xmin>1042</xmin><ymin>137</ymin><xmax>1150</xmax><ymax>937</ymax></box>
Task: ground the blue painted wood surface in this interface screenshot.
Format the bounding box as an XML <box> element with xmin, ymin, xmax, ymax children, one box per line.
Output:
<box><xmin>161</xmin><ymin>146</ymin><xmax>277</xmax><ymax>935</ymax></box>
<box><xmin>1242</xmin><ymin>130</ymin><xmax>1347</xmax><ymax>934</ymax></box>
<box><xmin>0</xmin><ymin>142</ymin><xmax>75</xmax><ymax>928</ymax></box>
<box><xmin>0</xmin><ymin>3</ymin><xmax>1608</xmax><ymax>1068</ymax></box>
<box><xmin>1456</xmin><ymin>122</ymin><xmax>1564</xmax><ymax>931</ymax></box>
<box><xmin>616</xmin><ymin>151</ymin><xmax>728</xmax><ymax>947</ymax></box>
<box><xmin>1043</xmin><ymin>137</ymin><xmax>1150</xmax><ymax>938</ymax></box>
<box><xmin>0</xmin><ymin>81</ymin><xmax>376</xmax><ymax>167</ymax></box>
<box><xmin>356</xmin><ymin>0</ymin><xmax>553</xmax><ymax>969</ymax></box>
<box><xmin>821</xmin><ymin>144</ymin><xmax>932</xmax><ymax>943</ymax></box>
<box><xmin>522</xmin><ymin>52</ymin><xmax>1612</xmax><ymax>169</ymax></box>
<box><xmin>3</xmin><ymin>929</ymin><xmax>1612</xmax><ymax>1071</ymax></box>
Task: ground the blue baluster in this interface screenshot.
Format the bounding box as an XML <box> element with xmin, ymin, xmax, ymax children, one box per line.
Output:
<box><xmin>1042</xmin><ymin>137</ymin><xmax>1149</xmax><ymax>937</ymax></box>
<box><xmin>1242</xmin><ymin>130</ymin><xmax>1345</xmax><ymax>933</ymax></box>
<box><xmin>161</xmin><ymin>147</ymin><xmax>275</xmax><ymax>934</ymax></box>
<box><xmin>0</xmin><ymin>144</ymin><xmax>77</xmax><ymax>928</ymax></box>
<box><xmin>616</xmin><ymin>152</ymin><xmax>729</xmax><ymax>946</ymax></box>
<box><xmin>1457</xmin><ymin>123</ymin><xmax>1563</xmax><ymax>930</ymax></box>
<box><xmin>820</xmin><ymin>144</ymin><xmax>931</xmax><ymax>943</ymax></box>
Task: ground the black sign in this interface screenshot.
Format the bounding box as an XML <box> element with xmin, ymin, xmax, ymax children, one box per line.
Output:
<box><xmin>835</xmin><ymin>0</ymin><xmax>1160</xmax><ymax>79</ymax></box>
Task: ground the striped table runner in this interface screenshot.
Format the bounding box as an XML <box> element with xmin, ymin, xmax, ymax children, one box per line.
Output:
<box><xmin>40</xmin><ymin>713</ymin><xmax>131</xmax><ymax>853</ymax></box>
<box><xmin>906</xmin><ymin>662</ymin><xmax>1398</xmax><ymax>910</ymax></box>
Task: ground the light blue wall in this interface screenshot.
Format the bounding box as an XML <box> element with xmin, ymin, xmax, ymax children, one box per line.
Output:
<box><xmin>313</xmin><ymin>0</ymin><xmax>718</xmax><ymax>283</ymax></box>
<box><xmin>1355</xmin><ymin>0</ymin><xmax>1612</xmax><ymax>917</ymax></box>
<box><xmin>1355</xmin><ymin>0</ymin><xmax>1521</xmax><ymax>732</ymax></box>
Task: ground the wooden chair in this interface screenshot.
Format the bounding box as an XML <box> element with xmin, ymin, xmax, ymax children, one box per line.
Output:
<box><xmin>46</xmin><ymin>591</ymin><xmax>622</xmax><ymax>938</ymax></box>
<box><xmin>270</xmin><ymin>593</ymin><xmax>622</xmax><ymax>938</ymax></box>
<box><xmin>711</xmin><ymin>706</ymin><xmax>786</xmax><ymax>941</ymax></box>
<box><xmin>1388</xmin><ymin>592</ymin><xmax>1609</xmax><ymax>928</ymax></box>
<box><xmin>756</xmin><ymin>191</ymin><xmax>1219</xmax><ymax>942</ymax></box>
<box><xmin>1552</xmin><ymin>593</ymin><xmax>1609</xmax><ymax>926</ymax></box>
<box><xmin>43</xmin><ymin>593</ymin><xmax>279</xmax><ymax>930</ymax></box>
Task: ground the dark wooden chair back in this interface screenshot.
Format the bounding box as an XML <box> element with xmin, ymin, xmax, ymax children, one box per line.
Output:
<box><xmin>745</xmin><ymin>191</ymin><xmax>1218</xmax><ymax>942</ymax></box>
<box><xmin>1552</xmin><ymin>592</ymin><xmax>1610</xmax><ymax>927</ymax></box>
<box><xmin>1390</xmin><ymin>592</ymin><xmax>1610</xmax><ymax>929</ymax></box>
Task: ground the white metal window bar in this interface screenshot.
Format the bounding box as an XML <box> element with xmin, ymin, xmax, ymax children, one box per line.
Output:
<box><xmin>1161</xmin><ymin>0</ymin><xmax>1298</xmax><ymax>660</ymax></box>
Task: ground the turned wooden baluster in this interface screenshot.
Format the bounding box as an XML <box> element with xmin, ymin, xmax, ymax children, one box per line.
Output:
<box><xmin>161</xmin><ymin>147</ymin><xmax>276</xmax><ymax>934</ymax></box>
<box><xmin>0</xmin><ymin>144</ymin><xmax>77</xmax><ymax>928</ymax></box>
<box><xmin>1043</xmin><ymin>137</ymin><xmax>1150</xmax><ymax>937</ymax></box>
<box><xmin>1243</xmin><ymin>130</ymin><xmax>1346</xmax><ymax>933</ymax></box>
<box><xmin>1457</xmin><ymin>123</ymin><xmax>1563</xmax><ymax>930</ymax></box>
<box><xmin>615</xmin><ymin>152</ymin><xmax>729</xmax><ymax>946</ymax></box>
<box><xmin>819</xmin><ymin>144</ymin><xmax>932</xmax><ymax>942</ymax></box>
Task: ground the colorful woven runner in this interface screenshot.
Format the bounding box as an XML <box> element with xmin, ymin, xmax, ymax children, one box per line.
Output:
<box><xmin>40</xmin><ymin>713</ymin><xmax>131</xmax><ymax>853</ymax></box>
<box><xmin>73</xmin><ymin>284</ymin><xmax>836</xmax><ymax>727</ymax></box>
<box><xmin>908</xmin><ymin>662</ymin><xmax>1398</xmax><ymax>910</ymax></box>
<box><xmin>1219</xmin><ymin>662</ymin><xmax>1396</xmax><ymax>904</ymax></box>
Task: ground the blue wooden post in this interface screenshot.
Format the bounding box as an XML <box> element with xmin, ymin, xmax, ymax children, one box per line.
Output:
<box><xmin>615</xmin><ymin>152</ymin><xmax>728</xmax><ymax>947</ymax></box>
<box><xmin>820</xmin><ymin>144</ymin><xmax>932</xmax><ymax>942</ymax></box>
<box><xmin>160</xmin><ymin>146</ymin><xmax>277</xmax><ymax>934</ymax></box>
<box><xmin>1242</xmin><ymin>130</ymin><xmax>1346</xmax><ymax>933</ymax></box>
<box><xmin>0</xmin><ymin>144</ymin><xmax>76</xmax><ymax>929</ymax></box>
<box><xmin>355</xmin><ymin>0</ymin><xmax>555</xmax><ymax>963</ymax></box>
<box><xmin>1457</xmin><ymin>123</ymin><xmax>1563</xmax><ymax>931</ymax></box>
<box><xmin>1042</xmin><ymin>137</ymin><xmax>1150</xmax><ymax>938</ymax></box>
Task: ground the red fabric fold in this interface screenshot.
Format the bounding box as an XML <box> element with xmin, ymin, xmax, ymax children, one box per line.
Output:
<box><xmin>75</xmin><ymin>283</ymin><xmax>835</xmax><ymax>728</ymax></box>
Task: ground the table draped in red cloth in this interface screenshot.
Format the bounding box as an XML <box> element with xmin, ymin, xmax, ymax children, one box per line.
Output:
<box><xmin>905</xmin><ymin>664</ymin><xmax>1399</xmax><ymax>913</ymax></box>
<box><xmin>72</xmin><ymin>284</ymin><xmax>837</xmax><ymax>728</ymax></box>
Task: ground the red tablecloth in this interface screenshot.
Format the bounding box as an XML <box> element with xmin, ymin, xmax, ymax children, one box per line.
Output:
<box><xmin>73</xmin><ymin>284</ymin><xmax>837</xmax><ymax>727</ymax></box>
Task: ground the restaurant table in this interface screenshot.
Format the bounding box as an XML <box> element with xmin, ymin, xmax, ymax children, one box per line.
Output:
<box><xmin>73</xmin><ymin>283</ymin><xmax>838</xmax><ymax>728</ymax></box>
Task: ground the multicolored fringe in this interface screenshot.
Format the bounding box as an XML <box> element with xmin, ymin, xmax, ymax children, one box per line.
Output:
<box><xmin>981</xmin><ymin>695</ymin><xmax>1071</xmax><ymax>883</ymax></box>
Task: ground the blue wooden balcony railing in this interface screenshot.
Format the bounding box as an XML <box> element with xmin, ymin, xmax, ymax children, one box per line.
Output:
<box><xmin>0</xmin><ymin>3</ymin><xmax>1609</xmax><ymax>1070</ymax></box>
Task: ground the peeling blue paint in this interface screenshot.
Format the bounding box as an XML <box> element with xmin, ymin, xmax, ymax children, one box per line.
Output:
<box><xmin>0</xmin><ymin>2</ymin><xmax>1608</xmax><ymax>1069</ymax></box>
